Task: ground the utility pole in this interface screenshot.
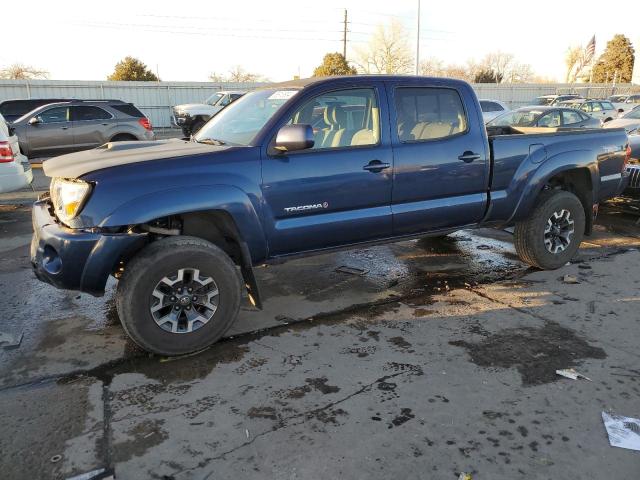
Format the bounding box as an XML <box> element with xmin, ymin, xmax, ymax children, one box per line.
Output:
<box><xmin>342</xmin><ymin>9</ymin><xmax>348</xmax><ymax>59</ymax></box>
<box><xmin>415</xmin><ymin>0</ymin><xmax>421</xmax><ymax>75</ymax></box>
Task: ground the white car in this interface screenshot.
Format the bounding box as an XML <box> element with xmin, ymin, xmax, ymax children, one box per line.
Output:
<box><xmin>558</xmin><ymin>99</ymin><xmax>618</xmax><ymax>124</ymax></box>
<box><xmin>172</xmin><ymin>90</ymin><xmax>245</xmax><ymax>136</ymax></box>
<box><xmin>0</xmin><ymin>113</ymin><xmax>32</xmax><ymax>194</ymax></box>
<box><xmin>479</xmin><ymin>99</ymin><xmax>510</xmax><ymax>123</ymax></box>
<box><xmin>603</xmin><ymin>106</ymin><xmax>640</xmax><ymax>134</ymax></box>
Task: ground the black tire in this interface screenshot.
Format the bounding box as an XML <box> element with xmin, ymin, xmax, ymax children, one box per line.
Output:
<box><xmin>115</xmin><ymin>236</ymin><xmax>242</xmax><ymax>356</ymax></box>
<box><xmin>190</xmin><ymin>119</ymin><xmax>205</xmax><ymax>135</ymax></box>
<box><xmin>514</xmin><ymin>190</ymin><xmax>585</xmax><ymax>270</ymax></box>
<box><xmin>110</xmin><ymin>133</ymin><xmax>137</xmax><ymax>142</ymax></box>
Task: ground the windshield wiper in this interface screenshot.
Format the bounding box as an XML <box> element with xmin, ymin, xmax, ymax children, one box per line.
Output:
<box><xmin>196</xmin><ymin>138</ymin><xmax>226</xmax><ymax>146</ymax></box>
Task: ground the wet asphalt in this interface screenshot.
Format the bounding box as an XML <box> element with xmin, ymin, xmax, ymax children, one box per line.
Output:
<box><xmin>1</xmin><ymin>172</ymin><xmax>640</xmax><ymax>479</ymax></box>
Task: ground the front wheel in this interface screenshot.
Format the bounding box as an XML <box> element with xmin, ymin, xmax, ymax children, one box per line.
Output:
<box><xmin>513</xmin><ymin>190</ymin><xmax>585</xmax><ymax>269</ymax></box>
<box><xmin>115</xmin><ymin>236</ymin><xmax>241</xmax><ymax>356</ymax></box>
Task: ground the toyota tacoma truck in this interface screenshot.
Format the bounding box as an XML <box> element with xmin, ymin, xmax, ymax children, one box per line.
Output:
<box><xmin>31</xmin><ymin>76</ymin><xmax>630</xmax><ymax>356</ymax></box>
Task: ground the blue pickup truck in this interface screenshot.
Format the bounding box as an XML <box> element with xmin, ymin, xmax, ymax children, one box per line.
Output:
<box><xmin>31</xmin><ymin>76</ymin><xmax>630</xmax><ymax>355</ymax></box>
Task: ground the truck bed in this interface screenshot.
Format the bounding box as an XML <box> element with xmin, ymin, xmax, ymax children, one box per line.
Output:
<box><xmin>484</xmin><ymin>126</ymin><xmax>629</xmax><ymax>224</ymax></box>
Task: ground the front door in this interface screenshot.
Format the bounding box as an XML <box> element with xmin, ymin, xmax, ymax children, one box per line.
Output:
<box><xmin>389</xmin><ymin>84</ymin><xmax>489</xmax><ymax>235</ymax></box>
<box><xmin>27</xmin><ymin>106</ymin><xmax>73</xmax><ymax>155</ymax></box>
<box><xmin>262</xmin><ymin>85</ymin><xmax>393</xmax><ymax>256</ymax></box>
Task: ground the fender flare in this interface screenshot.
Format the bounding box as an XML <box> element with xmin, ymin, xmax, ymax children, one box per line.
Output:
<box><xmin>509</xmin><ymin>149</ymin><xmax>599</xmax><ymax>223</ymax></box>
<box><xmin>99</xmin><ymin>184</ymin><xmax>268</xmax><ymax>263</ymax></box>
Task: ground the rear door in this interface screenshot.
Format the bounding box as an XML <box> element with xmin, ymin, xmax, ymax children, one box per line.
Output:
<box><xmin>389</xmin><ymin>82</ymin><xmax>489</xmax><ymax>235</ymax></box>
<box><xmin>70</xmin><ymin>106</ymin><xmax>115</xmax><ymax>149</ymax></box>
<box><xmin>261</xmin><ymin>83</ymin><xmax>393</xmax><ymax>255</ymax></box>
<box><xmin>26</xmin><ymin>106</ymin><xmax>73</xmax><ymax>155</ymax></box>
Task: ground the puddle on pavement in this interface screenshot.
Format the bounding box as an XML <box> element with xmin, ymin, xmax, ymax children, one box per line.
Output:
<box><xmin>449</xmin><ymin>321</ymin><xmax>606</xmax><ymax>386</ymax></box>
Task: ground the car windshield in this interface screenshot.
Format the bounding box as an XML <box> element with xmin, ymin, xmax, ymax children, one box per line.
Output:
<box><xmin>487</xmin><ymin>110</ymin><xmax>542</xmax><ymax>127</ymax></box>
<box><xmin>194</xmin><ymin>89</ymin><xmax>299</xmax><ymax>146</ymax></box>
<box><xmin>205</xmin><ymin>93</ymin><xmax>225</xmax><ymax>106</ymax></box>
<box><xmin>623</xmin><ymin>107</ymin><xmax>640</xmax><ymax>120</ymax></box>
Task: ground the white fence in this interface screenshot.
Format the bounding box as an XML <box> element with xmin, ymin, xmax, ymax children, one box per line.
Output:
<box><xmin>0</xmin><ymin>79</ymin><xmax>638</xmax><ymax>128</ymax></box>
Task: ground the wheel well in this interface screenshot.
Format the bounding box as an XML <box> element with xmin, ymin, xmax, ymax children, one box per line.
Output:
<box><xmin>545</xmin><ymin>168</ymin><xmax>593</xmax><ymax>234</ymax></box>
<box><xmin>179</xmin><ymin>211</ymin><xmax>243</xmax><ymax>264</ymax></box>
<box><xmin>110</xmin><ymin>133</ymin><xmax>137</xmax><ymax>142</ymax></box>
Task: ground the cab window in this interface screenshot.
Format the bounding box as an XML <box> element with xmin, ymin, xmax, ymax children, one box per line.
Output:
<box><xmin>395</xmin><ymin>87</ymin><xmax>468</xmax><ymax>142</ymax></box>
<box><xmin>287</xmin><ymin>88</ymin><xmax>380</xmax><ymax>149</ymax></box>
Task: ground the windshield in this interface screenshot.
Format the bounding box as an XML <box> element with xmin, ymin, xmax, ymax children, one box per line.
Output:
<box><xmin>623</xmin><ymin>107</ymin><xmax>640</xmax><ymax>120</ymax></box>
<box><xmin>205</xmin><ymin>93</ymin><xmax>224</xmax><ymax>106</ymax></box>
<box><xmin>194</xmin><ymin>89</ymin><xmax>299</xmax><ymax>146</ymax></box>
<box><xmin>487</xmin><ymin>110</ymin><xmax>542</xmax><ymax>127</ymax></box>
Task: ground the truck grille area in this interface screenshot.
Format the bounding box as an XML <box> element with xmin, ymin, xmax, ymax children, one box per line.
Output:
<box><xmin>626</xmin><ymin>165</ymin><xmax>640</xmax><ymax>190</ymax></box>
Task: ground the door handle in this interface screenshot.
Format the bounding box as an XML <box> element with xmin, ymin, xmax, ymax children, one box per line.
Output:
<box><xmin>458</xmin><ymin>151</ymin><xmax>480</xmax><ymax>163</ymax></box>
<box><xmin>363</xmin><ymin>160</ymin><xmax>390</xmax><ymax>172</ymax></box>
<box><xmin>61</xmin><ymin>126</ymin><xmax>69</xmax><ymax>130</ymax></box>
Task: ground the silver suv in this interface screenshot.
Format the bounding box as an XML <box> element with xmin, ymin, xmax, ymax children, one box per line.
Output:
<box><xmin>11</xmin><ymin>100</ymin><xmax>155</xmax><ymax>157</ymax></box>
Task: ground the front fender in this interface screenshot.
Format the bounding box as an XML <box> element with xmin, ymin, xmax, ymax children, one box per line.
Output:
<box><xmin>100</xmin><ymin>185</ymin><xmax>268</xmax><ymax>263</ymax></box>
<box><xmin>485</xmin><ymin>149</ymin><xmax>598</xmax><ymax>225</ymax></box>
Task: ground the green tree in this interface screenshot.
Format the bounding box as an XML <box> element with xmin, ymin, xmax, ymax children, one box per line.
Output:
<box><xmin>108</xmin><ymin>57</ymin><xmax>159</xmax><ymax>81</ymax></box>
<box><xmin>313</xmin><ymin>53</ymin><xmax>357</xmax><ymax>77</ymax></box>
<box><xmin>591</xmin><ymin>35</ymin><xmax>635</xmax><ymax>83</ymax></box>
<box><xmin>474</xmin><ymin>68</ymin><xmax>502</xmax><ymax>83</ymax></box>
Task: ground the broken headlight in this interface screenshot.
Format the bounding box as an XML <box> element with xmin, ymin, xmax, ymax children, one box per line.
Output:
<box><xmin>50</xmin><ymin>178</ymin><xmax>92</xmax><ymax>224</ymax></box>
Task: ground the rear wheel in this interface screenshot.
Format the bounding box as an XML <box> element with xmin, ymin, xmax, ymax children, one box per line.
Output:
<box><xmin>513</xmin><ymin>190</ymin><xmax>585</xmax><ymax>269</ymax></box>
<box><xmin>116</xmin><ymin>236</ymin><xmax>241</xmax><ymax>356</ymax></box>
<box><xmin>110</xmin><ymin>133</ymin><xmax>137</xmax><ymax>142</ymax></box>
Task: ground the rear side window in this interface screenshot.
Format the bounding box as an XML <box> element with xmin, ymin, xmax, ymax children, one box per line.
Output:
<box><xmin>601</xmin><ymin>102</ymin><xmax>614</xmax><ymax>110</ymax></box>
<box><xmin>70</xmin><ymin>106</ymin><xmax>112</xmax><ymax>121</ymax></box>
<box><xmin>562</xmin><ymin>110</ymin><xmax>583</xmax><ymax>125</ymax></box>
<box><xmin>110</xmin><ymin>103</ymin><xmax>144</xmax><ymax>118</ymax></box>
<box><xmin>395</xmin><ymin>87</ymin><xmax>468</xmax><ymax>142</ymax></box>
<box><xmin>536</xmin><ymin>111</ymin><xmax>561</xmax><ymax>127</ymax></box>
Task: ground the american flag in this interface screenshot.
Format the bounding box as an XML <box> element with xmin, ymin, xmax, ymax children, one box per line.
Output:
<box><xmin>585</xmin><ymin>35</ymin><xmax>596</xmax><ymax>63</ymax></box>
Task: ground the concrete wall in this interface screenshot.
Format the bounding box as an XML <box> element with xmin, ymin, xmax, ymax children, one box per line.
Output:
<box><xmin>0</xmin><ymin>79</ymin><xmax>638</xmax><ymax>127</ymax></box>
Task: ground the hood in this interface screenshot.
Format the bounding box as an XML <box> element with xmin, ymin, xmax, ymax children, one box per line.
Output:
<box><xmin>43</xmin><ymin>139</ymin><xmax>229</xmax><ymax>178</ymax></box>
<box><xmin>174</xmin><ymin>103</ymin><xmax>221</xmax><ymax>111</ymax></box>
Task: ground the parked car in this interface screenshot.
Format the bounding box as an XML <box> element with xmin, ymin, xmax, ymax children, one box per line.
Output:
<box><xmin>0</xmin><ymin>113</ymin><xmax>32</xmax><ymax>193</ymax></box>
<box><xmin>479</xmin><ymin>99</ymin><xmax>509</xmax><ymax>123</ymax></box>
<box><xmin>0</xmin><ymin>98</ymin><xmax>77</xmax><ymax>123</ymax></box>
<box><xmin>530</xmin><ymin>94</ymin><xmax>582</xmax><ymax>106</ymax></box>
<box><xmin>172</xmin><ymin>91</ymin><xmax>245</xmax><ymax>137</ymax></box>
<box><xmin>608</xmin><ymin>95</ymin><xmax>628</xmax><ymax>103</ymax></box>
<box><xmin>557</xmin><ymin>99</ymin><xmax>617</xmax><ymax>123</ymax></box>
<box><xmin>32</xmin><ymin>75</ymin><xmax>629</xmax><ymax>355</ymax></box>
<box><xmin>487</xmin><ymin>106</ymin><xmax>601</xmax><ymax>129</ymax></box>
<box><xmin>603</xmin><ymin>106</ymin><xmax>640</xmax><ymax>134</ymax></box>
<box><xmin>11</xmin><ymin>100</ymin><xmax>154</xmax><ymax>157</ymax></box>
<box><xmin>609</xmin><ymin>94</ymin><xmax>640</xmax><ymax>116</ymax></box>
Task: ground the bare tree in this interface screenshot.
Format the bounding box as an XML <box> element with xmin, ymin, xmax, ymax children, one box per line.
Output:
<box><xmin>475</xmin><ymin>51</ymin><xmax>534</xmax><ymax>83</ymax></box>
<box><xmin>355</xmin><ymin>20</ymin><xmax>414</xmax><ymax>74</ymax></box>
<box><xmin>0</xmin><ymin>63</ymin><xmax>49</xmax><ymax>80</ymax></box>
<box><xmin>419</xmin><ymin>57</ymin><xmax>445</xmax><ymax>76</ymax></box>
<box><xmin>208</xmin><ymin>66</ymin><xmax>267</xmax><ymax>83</ymax></box>
<box><xmin>565</xmin><ymin>45</ymin><xmax>593</xmax><ymax>83</ymax></box>
<box><xmin>227</xmin><ymin>66</ymin><xmax>262</xmax><ymax>82</ymax></box>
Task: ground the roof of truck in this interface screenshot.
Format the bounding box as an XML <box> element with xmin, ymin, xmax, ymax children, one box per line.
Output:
<box><xmin>264</xmin><ymin>75</ymin><xmax>472</xmax><ymax>90</ymax></box>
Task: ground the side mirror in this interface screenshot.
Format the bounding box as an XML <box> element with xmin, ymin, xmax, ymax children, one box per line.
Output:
<box><xmin>28</xmin><ymin>117</ymin><xmax>40</xmax><ymax>125</ymax></box>
<box><xmin>274</xmin><ymin>124</ymin><xmax>314</xmax><ymax>153</ymax></box>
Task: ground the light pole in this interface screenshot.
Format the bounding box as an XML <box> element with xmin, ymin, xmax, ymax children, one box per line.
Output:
<box><xmin>415</xmin><ymin>0</ymin><xmax>421</xmax><ymax>75</ymax></box>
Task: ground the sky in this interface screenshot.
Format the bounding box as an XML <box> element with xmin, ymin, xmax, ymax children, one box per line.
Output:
<box><xmin>2</xmin><ymin>0</ymin><xmax>638</xmax><ymax>83</ymax></box>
